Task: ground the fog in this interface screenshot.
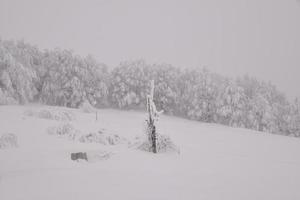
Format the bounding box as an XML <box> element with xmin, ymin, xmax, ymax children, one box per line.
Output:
<box><xmin>1</xmin><ymin>0</ymin><xmax>300</xmax><ymax>99</ymax></box>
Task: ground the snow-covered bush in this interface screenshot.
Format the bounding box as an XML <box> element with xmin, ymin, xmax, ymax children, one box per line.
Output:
<box><xmin>47</xmin><ymin>124</ymin><xmax>126</xmax><ymax>145</ymax></box>
<box><xmin>0</xmin><ymin>133</ymin><xmax>18</xmax><ymax>149</ymax></box>
<box><xmin>47</xmin><ymin>123</ymin><xmax>79</xmax><ymax>140</ymax></box>
<box><xmin>25</xmin><ymin>109</ymin><xmax>75</xmax><ymax>121</ymax></box>
<box><xmin>156</xmin><ymin>134</ymin><xmax>180</xmax><ymax>153</ymax></box>
<box><xmin>137</xmin><ymin>134</ymin><xmax>179</xmax><ymax>153</ymax></box>
<box><xmin>79</xmin><ymin>130</ymin><xmax>126</xmax><ymax>145</ymax></box>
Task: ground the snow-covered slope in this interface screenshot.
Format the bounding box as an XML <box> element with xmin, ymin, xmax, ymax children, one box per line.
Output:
<box><xmin>0</xmin><ymin>105</ymin><xmax>300</xmax><ymax>200</ymax></box>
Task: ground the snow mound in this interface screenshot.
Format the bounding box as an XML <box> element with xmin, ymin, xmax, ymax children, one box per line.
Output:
<box><xmin>47</xmin><ymin>123</ymin><xmax>79</xmax><ymax>140</ymax></box>
<box><xmin>86</xmin><ymin>150</ymin><xmax>113</xmax><ymax>162</ymax></box>
<box><xmin>137</xmin><ymin>134</ymin><xmax>180</xmax><ymax>154</ymax></box>
<box><xmin>79</xmin><ymin>101</ymin><xmax>95</xmax><ymax>113</ymax></box>
<box><xmin>79</xmin><ymin>130</ymin><xmax>126</xmax><ymax>145</ymax></box>
<box><xmin>0</xmin><ymin>133</ymin><xmax>18</xmax><ymax>149</ymax></box>
<box><xmin>24</xmin><ymin>109</ymin><xmax>75</xmax><ymax>121</ymax></box>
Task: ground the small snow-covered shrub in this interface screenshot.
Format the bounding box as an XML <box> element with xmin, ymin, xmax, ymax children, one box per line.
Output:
<box><xmin>47</xmin><ymin>123</ymin><xmax>79</xmax><ymax>140</ymax></box>
<box><xmin>79</xmin><ymin>101</ymin><xmax>95</xmax><ymax>113</ymax></box>
<box><xmin>138</xmin><ymin>134</ymin><xmax>179</xmax><ymax>153</ymax></box>
<box><xmin>156</xmin><ymin>134</ymin><xmax>180</xmax><ymax>153</ymax></box>
<box><xmin>79</xmin><ymin>130</ymin><xmax>126</xmax><ymax>145</ymax></box>
<box><xmin>39</xmin><ymin>109</ymin><xmax>75</xmax><ymax>121</ymax></box>
<box><xmin>25</xmin><ymin>109</ymin><xmax>76</xmax><ymax>121</ymax></box>
<box><xmin>0</xmin><ymin>133</ymin><xmax>18</xmax><ymax>149</ymax></box>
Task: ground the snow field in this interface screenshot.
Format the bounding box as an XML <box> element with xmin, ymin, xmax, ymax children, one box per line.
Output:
<box><xmin>0</xmin><ymin>105</ymin><xmax>300</xmax><ymax>200</ymax></box>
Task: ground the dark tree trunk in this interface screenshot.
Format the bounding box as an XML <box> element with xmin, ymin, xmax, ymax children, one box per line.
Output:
<box><xmin>152</xmin><ymin>125</ymin><xmax>157</xmax><ymax>153</ymax></box>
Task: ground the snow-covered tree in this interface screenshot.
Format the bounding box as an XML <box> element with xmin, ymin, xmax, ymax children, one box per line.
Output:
<box><xmin>288</xmin><ymin>98</ymin><xmax>300</xmax><ymax>137</ymax></box>
<box><xmin>1</xmin><ymin>38</ymin><xmax>298</xmax><ymax>138</ymax></box>
<box><xmin>216</xmin><ymin>80</ymin><xmax>248</xmax><ymax>127</ymax></box>
<box><xmin>151</xmin><ymin>63</ymin><xmax>181</xmax><ymax>115</ymax></box>
<box><xmin>39</xmin><ymin>50</ymin><xmax>108</xmax><ymax>107</ymax></box>
<box><xmin>146</xmin><ymin>80</ymin><xmax>163</xmax><ymax>153</ymax></box>
<box><xmin>109</xmin><ymin>60</ymin><xmax>149</xmax><ymax>108</ymax></box>
<box><xmin>178</xmin><ymin>68</ymin><xmax>222</xmax><ymax>122</ymax></box>
<box><xmin>0</xmin><ymin>40</ymin><xmax>37</xmax><ymax>104</ymax></box>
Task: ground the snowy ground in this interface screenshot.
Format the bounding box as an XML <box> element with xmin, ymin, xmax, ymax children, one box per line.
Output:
<box><xmin>1</xmin><ymin>105</ymin><xmax>300</xmax><ymax>200</ymax></box>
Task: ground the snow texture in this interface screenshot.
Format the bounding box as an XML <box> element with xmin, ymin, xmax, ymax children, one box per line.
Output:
<box><xmin>1</xmin><ymin>105</ymin><xmax>300</xmax><ymax>200</ymax></box>
<box><xmin>85</xmin><ymin>150</ymin><xmax>113</xmax><ymax>162</ymax></box>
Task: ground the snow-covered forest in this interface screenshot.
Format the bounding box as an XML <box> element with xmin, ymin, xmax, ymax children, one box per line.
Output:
<box><xmin>1</xmin><ymin>39</ymin><xmax>300</xmax><ymax>137</ymax></box>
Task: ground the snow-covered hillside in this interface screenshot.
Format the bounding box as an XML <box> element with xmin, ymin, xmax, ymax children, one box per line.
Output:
<box><xmin>0</xmin><ymin>105</ymin><xmax>300</xmax><ymax>200</ymax></box>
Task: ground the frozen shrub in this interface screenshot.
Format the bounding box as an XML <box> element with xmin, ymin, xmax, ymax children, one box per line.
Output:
<box><xmin>156</xmin><ymin>134</ymin><xmax>180</xmax><ymax>153</ymax></box>
<box><xmin>79</xmin><ymin>130</ymin><xmax>126</xmax><ymax>145</ymax></box>
<box><xmin>0</xmin><ymin>133</ymin><xmax>18</xmax><ymax>149</ymax></box>
<box><xmin>56</xmin><ymin>110</ymin><xmax>76</xmax><ymax>121</ymax></box>
<box><xmin>79</xmin><ymin>132</ymin><xmax>104</xmax><ymax>144</ymax></box>
<box><xmin>47</xmin><ymin>123</ymin><xmax>79</xmax><ymax>140</ymax></box>
<box><xmin>138</xmin><ymin>134</ymin><xmax>179</xmax><ymax>154</ymax></box>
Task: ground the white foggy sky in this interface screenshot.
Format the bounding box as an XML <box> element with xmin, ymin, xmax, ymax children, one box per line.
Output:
<box><xmin>1</xmin><ymin>0</ymin><xmax>300</xmax><ymax>99</ymax></box>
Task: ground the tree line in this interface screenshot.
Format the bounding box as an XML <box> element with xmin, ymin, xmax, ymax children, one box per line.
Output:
<box><xmin>1</xmin><ymin>39</ymin><xmax>300</xmax><ymax>137</ymax></box>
